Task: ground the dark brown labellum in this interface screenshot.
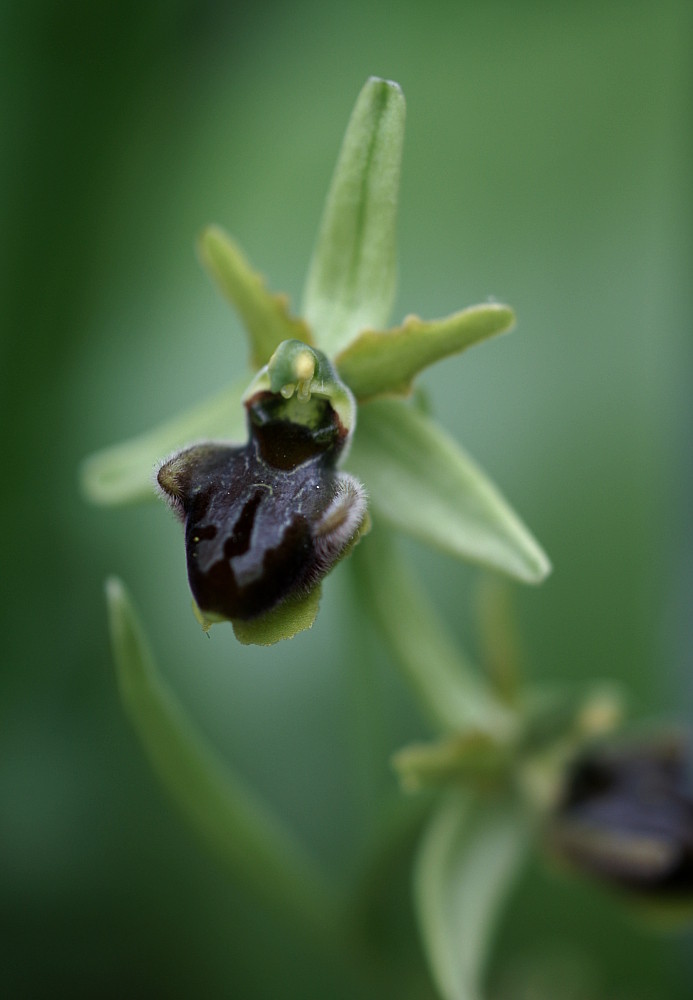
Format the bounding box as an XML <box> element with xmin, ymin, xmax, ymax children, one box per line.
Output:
<box><xmin>156</xmin><ymin>389</ymin><xmax>366</xmax><ymax>622</ymax></box>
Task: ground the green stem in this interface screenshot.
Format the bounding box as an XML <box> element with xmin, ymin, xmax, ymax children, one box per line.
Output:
<box><xmin>352</xmin><ymin>526</ymin><xmax>515</xmax><ymax>740</ymax></box>
<box><xmin>106</xmin><ymin>578</ymin><xmax>341</xmax><ymax>946</ymax></box>
<box><xmin>302</xmin><ymin>77</ymin><xmax>405</xmax><ymax>354</ymax></box>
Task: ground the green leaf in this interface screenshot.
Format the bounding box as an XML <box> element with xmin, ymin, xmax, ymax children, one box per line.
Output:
<box><xmin>352</xmin><ymin>527</ymin><xmax>513</xmax><ymax>737</ymax></box>
<box><xmin>231</xmin><ymin>585</ymin><xmax>322</xmax><ymax>646</ymax></box>
<box><xmin>80</xmin><ymin>378</ymin><xmax>248</xmax><ymax>506</ymax></box>
<box><xmin>336</xmin><ymin>304</ymin><xmax>515</xmax><ymax>402</ymax></box>
<box><xmin>302</xmin><ymin>77</ymin><xmax>405</xmax><ymax>356</ymax></box>
<box><xmin>348</xmin><ymin>398</ymin><xmax>551</xmax><ymax>584</ymax></box>
<box><xmin>415</xmin><ymin>792</ymin><xmax>529</xmax><ymax>1000</ymax></box>
<box><xmin>106</xmin><ymin>577</ymin><xmax>339</xmax><ymax>934</ymax></box>
<box><xmin>198</xmin><ymin>225</ymin><xmax>313</xmax><ymax>369</ymax></box>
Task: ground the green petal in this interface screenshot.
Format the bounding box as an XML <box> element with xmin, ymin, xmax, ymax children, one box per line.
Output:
<box><xmin>231</xmin><ymin>586</ymin><xmax>321</xmax><ymax>646</ymax></box>
<box><xmin>393</xmin><ymin>732</ymin><xmax>508</xmax><ymax>794</ymax></box>
<box><xmin>80</xmin><ymin>378</ymin><xmax>247</xmax><ymax>506</ymax></box>
<box><xmin>348</xmin><ymin>399</ymin><xmax>551</xmax><ymax>584</ymax></box>
<box><xmin>198</xmin><ymin>225</ymin><xmax>313</xmax><ymax>369</ymax></box>
<box><xmin>415</xmin><ymin>792</ymin><xmax>529</xmax><ymax>1000</ymax></box>
<box><xmin>302</xmin><ymin>77</ymin><xmax>405</xmax><ymax>356</ymax></box>
<box><xmin>336</xmin><ymin>304</ymin><xmax>515</xmax><ymax>401</ymax></box>
<box><xmin>106</xmin><ymin>577</ymin><xmax>338</xmax><ymax>932</ymax></box>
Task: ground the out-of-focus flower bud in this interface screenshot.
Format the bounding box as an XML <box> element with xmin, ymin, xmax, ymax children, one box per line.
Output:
<box><xmin>549</xmin><ymin>733</ymin><xmax>693</xmax><ymax>898</ymax></box>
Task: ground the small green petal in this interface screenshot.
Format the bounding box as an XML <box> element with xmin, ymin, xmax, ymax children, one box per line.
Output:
<box><xmin>415</xmin><ymin>792</ymin><xmax>529</xmax><ymax>1000</ymax></box>
<box><xmin>348</xmin><ymin>398</ymin><xmax>551</xmax><ymax>584</ymax></box>
<box><xmin>393</xmin><ymin>732</ymin><xmax>508</xmax><ymax>794</ymax></box>
<box><xmin>302</xmin><ymin>77</ymin><xmax>405</xmax><ymax>356</ymax></box>
<box><xmin>336</xmin><ymin>304</ymin><xmax>515</xmax><ymax>402</ymax></box>
<box><xmin>80</xmin><ymin>378</ymin><xmax>247</xmax><ymax>506</ymax></box>
<box><xmin>106</xmin><ymin>577</ymin><xmax>338</xmax><ymax>930</ymax></box>
<box><xmin>198</xmin><ymin>225</ymin><xmax>313</xmax><ymax>369</ymax></box>
<box><xmin>231</xmin><ymin>586</ymin><xmax>322</xmax><ymax>646</ymax></box>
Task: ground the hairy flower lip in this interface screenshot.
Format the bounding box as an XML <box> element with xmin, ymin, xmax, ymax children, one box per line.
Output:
<box><xmin>158</xmin><ymin>438</ymin><xmax>367</xmax><ymax>623</ymax></box>
<box><xmin>157</xmin><ymin>346</ymin><xmax>367</xmax><ymax>625</ymax></box>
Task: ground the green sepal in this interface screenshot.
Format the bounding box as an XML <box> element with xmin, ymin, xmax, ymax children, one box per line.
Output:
<box><xmin>80</xmin><ymin>378</ymin><xmax>248</xmax><ymax>506</ymax></box>
<box><xmin>348</xmin><ymin>398</ymin><xmax>551</xmax><ymax>584</ymax></box>
<box><xmin>302</xmin><ymin>77</ymin><xmax>405</xmax><ymax>356</ymax></box>
<box><xmin>414</xmin><ymin>792</ymin><xmax>530</xmax><ymax>1000</ymax></box>
<box><xmin>198</xmin><ymin>225</ymin><xmax>313</xmax><ymax>369</ymax></box>
<box><xmin>231</xmin><ymin>586</ymin><xmax>322</xmax><ymax>646</ymax></box>
<box><xmin>336</xmin><ymin>304</ymin><xmax>515</xmax><ymax>401</ymax></box>
<box><xmin>105</xmin><ymin>577</ymin><xmax>338</xmax><ymax>931</ymax></box>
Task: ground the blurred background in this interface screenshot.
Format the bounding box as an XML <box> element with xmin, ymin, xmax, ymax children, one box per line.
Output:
<box><xmin>1</xmin><ymin>0</ymin><xmax>691</xmax><ymax>996</ymax></box>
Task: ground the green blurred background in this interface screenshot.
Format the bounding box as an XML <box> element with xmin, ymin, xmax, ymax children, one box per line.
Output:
<box><xmin>2</xmin><ymin>0</ymin><xmax>691</xmax><ymax>996</ymax></box>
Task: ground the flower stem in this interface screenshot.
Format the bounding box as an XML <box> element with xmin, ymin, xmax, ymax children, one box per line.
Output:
<box><xmin>352</xmin><ymin>526</ymin><xmax>516</xmax><ymax>740</ymax></box>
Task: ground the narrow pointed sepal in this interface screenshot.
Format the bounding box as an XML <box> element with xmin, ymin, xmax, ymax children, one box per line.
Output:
<box><xmin>336</xmin><ymin>303</ymin><xmax>515</xmax><ymax>402</ymax></box>
<box><xmin>80</xmin><ymin>378</ymin><xmax>247</xmax><ymax>506</ymax></box>
<box><xmin>302</xmin><ymin>77</ymin><xmax>405</xmax><ymax>355</ymax></box>
<box><xmin>348</xmin><ymin>398</ymin><xmax>551</xmax><ymax>584</ymax></box>
<box><xmin>198</xmin><ymin>225</ymin><xmax>313</xmax><ymax>369</ymax></box>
